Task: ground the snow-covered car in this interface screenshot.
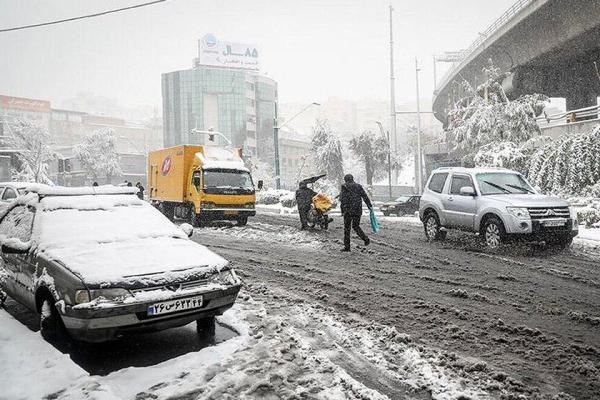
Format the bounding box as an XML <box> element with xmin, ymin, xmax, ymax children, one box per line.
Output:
<box><xmin>419</xmin><ymin>167</ymin><xmax>579</xmax><ymax>248</ymax></box>
<box><xmin>380</xmin><ymin>195</ymin><xmax>420</xmax><ymax>216</ymax></box>
<box><xmin>0</xmin><ymin>182</ymin><xmax>30</xmax><ymax>204</ymax></box>
<box><xmin>0</xmin><ymin>185</ymin><xmax>241</xmax><ymax>342</ymax></box>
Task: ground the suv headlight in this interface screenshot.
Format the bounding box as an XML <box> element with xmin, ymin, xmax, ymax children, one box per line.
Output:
<box><xmin>506</xmin><ymin>207</ymin><xmax>530</xmax><ymax>220</ymax></box>
<box><xmin>89</xmin><ymin>288</ymin><xmax>132</xmax><ymax>302</ymax></box>
<box><xmin>208</xmin><ymin>269</ymin><xmax>240</xmax><ymax>286</ymax></box>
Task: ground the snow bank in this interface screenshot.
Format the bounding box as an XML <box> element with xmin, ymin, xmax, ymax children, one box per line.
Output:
<box><xmin>0</xmin><ymin>309</ymin><xmax>118</xmax><ymax>400</ymax></box>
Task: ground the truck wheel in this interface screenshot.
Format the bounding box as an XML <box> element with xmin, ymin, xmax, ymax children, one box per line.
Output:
<box><xmin>423</xmin><ymin>212</ymin><xmax>446</xmax><ymax>241</ymax></box>
<box><xmin>40</xmin><ymin>298</ymin><xmax>66</xmax><ymax>343</ymax></box>
<box><xmin>482</xmin><ymin>217</ymin><xmax>505</xmax><ymax>249</ymax></box>
<box><xmin>237</xmin><ymin>216</ymin><xmax>248</xmax><ymax>226</ymax></box>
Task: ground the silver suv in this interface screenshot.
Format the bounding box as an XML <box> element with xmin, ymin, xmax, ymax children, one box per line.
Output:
<box><xmin>419</xmin><ymin>167</ymin><xmax>578</xmax><ymax>248</ymax></box>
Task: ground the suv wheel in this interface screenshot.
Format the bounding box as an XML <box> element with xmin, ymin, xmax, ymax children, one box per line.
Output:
<box><xmin>482</xmin><ymin>217</ymin><xmax>505</xmax><ymax>249</ymax></box>
<box><xmin>424</xmin><ymin>212</ymin><xmax>446</xmax><ymax>241</ymax></box>
<box><xmin>40</xmin><ymin>298</ymin><xmax>66</xmax><ymax>343</ymax></box>
<box><xmin>550</xmin><ymin>235</ymin><xmax>573</xmax><ymax>250</ymax></box>
<box><xmin>0</xmin><ymin>289</ymin><xmax>7</xmax><ymax>307</ymax></box>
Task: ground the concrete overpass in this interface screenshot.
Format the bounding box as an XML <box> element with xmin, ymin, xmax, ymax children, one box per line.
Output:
<box><xmin>433</xmin><ymin>0</ymin><xmax>600</xmax><ymax>124</ymax></box>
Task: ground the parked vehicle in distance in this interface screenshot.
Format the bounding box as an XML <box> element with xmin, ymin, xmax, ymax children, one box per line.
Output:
<box><xmin>148</xmin><ymin>145</ymin><xmax>256</xmax><ymax>226</ymax></box>
<box><xmin>0</xmin><ymin>185</ymin><xmax>242</xmax><ymax>343</ymax></box>
<box><xmin>419</xmin><ymin>167</ymin><xmax>578</xmax><ymax>249</ymax></box>
<box><xmin>380</xmin><ymin>195</ymin><xmax>420</xmax><ymax>216</ymax></box>
<box><xmin>0</xmin><ymin>182</ymin><xmax>30</xmax><ymax>204</ymax></box>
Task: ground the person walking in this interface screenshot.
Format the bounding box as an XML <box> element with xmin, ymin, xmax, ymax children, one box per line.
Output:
<box><xmin>339</xmin><ymin>174</ymin><xmax>372</xmax><ymax>252</ymax></box>
<box><xmin>135</xmin><ymin>182</ymin><xmax>145</xmax><ymax>200</ymax></box>
<box><xmin>295</xmin><ymin>181</ymin><xmax>317</xmax><ymax>230</ymax></box>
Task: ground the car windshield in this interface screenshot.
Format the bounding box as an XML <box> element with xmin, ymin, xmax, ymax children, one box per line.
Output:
<box><xmin>37</xmin><ymin>195</ymin><xmax>186</xmax><ymax>249</ymax></box>
<box><xmin>394</xmin><ymin>196</ymin><xmax>411</xmax><ymax>202</ymax></box>
<box><xmin>476</xmin><ymin>173</ymin><xmax>535</xmax><ymax>195</ymax></box>
<box><xmin>203</xmin><ymin>169</ymin><xmax>253</xmax><ymax>189</ymax></box>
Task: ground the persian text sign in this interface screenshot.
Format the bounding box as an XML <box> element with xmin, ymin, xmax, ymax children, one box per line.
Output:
<box><xmin>198</xmin><ymin>33</ymin><xmax>260</xmax><ymax>71</ymax></box>
<box><xmin>0</xmin><ymin>95</ymin><xmax>50</xmax><ymax>112</ymax></box>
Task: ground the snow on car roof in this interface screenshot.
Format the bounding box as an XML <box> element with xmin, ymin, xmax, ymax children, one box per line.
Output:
<box><xmin>0</xmin><ymin>181</ymin><xmax>33</xmax><ymax>189</ymax></box>
<box><xmin>25</xmin><ymin>184</ymin><xmax>138</xmax><ymax>196</ymax></box>
<box><xmin>432</xmin><ymin>167</ymin><xmax>514</xmax><ymax>174</ymax></box>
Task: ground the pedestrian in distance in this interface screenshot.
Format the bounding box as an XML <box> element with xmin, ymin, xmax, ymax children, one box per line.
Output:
<box><xmin>92</xmin><ymin>181</ymin><xmax>99</xmax><ymax>187</ymax></box>
<box><xmin>339</xmin><ymin>174</ymin><xmax>372</xmax><ymax>252</ymax></box>
<box><xmin>126</xmin><ymin>181</ymin><xmax>133</xmax><ymax>187</ymax></box>
<box><xmin>295</xmin><ymin>181</ymin><xmax>317</xmax><ymax>230</ymax></box>
<box><xmin>135</xmin><ymin>182</ymin><xmax>145</xmax><ymax>200</ymax></box>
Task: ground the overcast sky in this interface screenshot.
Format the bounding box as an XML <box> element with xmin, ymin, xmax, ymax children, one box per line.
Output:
<box><xmin>0</xmin><ymin>0</ymin><xmax>516</xmax><ymax>109</ymax></box>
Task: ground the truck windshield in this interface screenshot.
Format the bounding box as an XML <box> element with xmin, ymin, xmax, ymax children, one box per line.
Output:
<box><xmin>476</xmin><ymin>172</ymin><xmax>535</xmax><ymax>195</ymax></box>
<box><xmin>203</xmin><ymin>169</ymin><xmax>254</xmax><ymax>190</ymax></box>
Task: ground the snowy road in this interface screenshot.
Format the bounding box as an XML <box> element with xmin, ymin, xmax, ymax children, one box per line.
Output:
<box><xmin>192</xmin><ymin>212</ymin><xmax>600</xmax><ymax>399</ymax></box>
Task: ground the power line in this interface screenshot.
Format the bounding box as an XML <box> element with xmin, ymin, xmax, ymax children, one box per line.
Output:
<box><xmin>0</xmin><ymin>0</ymin><xmax>168</xmax><ymax>33</ymax></box>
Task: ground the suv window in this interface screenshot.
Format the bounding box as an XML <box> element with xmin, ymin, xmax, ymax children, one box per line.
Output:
<box><xmin>450</xmin><ymin>175</ymin><xmax>474</xmax><ymax>195</ymax></box>
<box><xmin>1</xmin><ymin>188</ymin><xmax>16</xmax><ymax>201</ymax></box>
<box><xmin>0</xmin><ymin>205</ymin><xmax>35</xmax><ymax>243</ymax></box>
<box><xmin>428</xmin><ymin>173</ymin><xmax>448</xmax><ymax>193</ymax></box>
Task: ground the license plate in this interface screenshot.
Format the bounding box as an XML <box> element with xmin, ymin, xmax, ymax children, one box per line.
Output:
<box><xmin>147</xmin><ymin>295</ymin><xmax>203</xmax><ymax>316</ymax></box>
<box><xmin>543</xmin><ymin>219</ymin><xmax>566</xmax><ymax>227</ymax></box>
<box><xmin>224</xmin><ymin>210</ymin><xmax>238</xmax><ymax>215</ymax></box>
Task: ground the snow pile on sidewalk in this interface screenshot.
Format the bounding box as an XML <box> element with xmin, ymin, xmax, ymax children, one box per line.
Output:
<box><xmin>0</xmin><ymin>310</ymin><xmax>118</xmax><ymax>400</ymax></box>
<box><xmin>205</xmin><ymin>222</ymin><xmax>322</xmax><ymax>248</ymax></box>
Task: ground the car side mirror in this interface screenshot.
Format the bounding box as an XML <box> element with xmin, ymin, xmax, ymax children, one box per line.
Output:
<box><xmin>459</xmin><ymin>186</ymin><xmax>476</xmax><ymax>196</ymax></box>
<box><xmin>180</xmin><ymin>223</ymin><xmax>194</xmax><ymax>238</ymax></box>
<box><xmin>257</xmin><ymin>180</ymin><xmax>264</xmax><ymax>190</ymax></box>
<box><xmin>192</xmin><ymin>176</ymin><xmax>201</xmax><ymax>187</ymax></box>
<box><xmin>1</xmin><ymin>243</ymin><xmax>29</xmax><ymax>254</ymax></box>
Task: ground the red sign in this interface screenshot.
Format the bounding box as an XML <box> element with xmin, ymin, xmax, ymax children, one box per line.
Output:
<box><xmin>161</xmin><ymin>156</ymin><xmax>172</xmax><ymax>175</ymax></box>
<box><xmin>0</xmin><ymin>95</ymin><xmax>51</xmax><ymax>112</ymax></box>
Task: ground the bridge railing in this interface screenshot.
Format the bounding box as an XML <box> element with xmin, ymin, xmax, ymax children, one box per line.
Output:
<box><xmin>436</xmin><ymin>0</ymin><xmax>535</xmax><ymax>91</ymax></box>
<box><xmin>536</xmin><ymin>105</ymin><xmax>600</xmax><ymax>128</ymax></box>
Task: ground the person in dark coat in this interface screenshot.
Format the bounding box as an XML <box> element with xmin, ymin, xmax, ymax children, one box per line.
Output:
<box><xmin>339</xmin><ymin>174</ymin><xmax>372</xmax><ymax>251</ymax></box>
<box><xmin>295</xmin><ymin>181</ymin><xmax>317</xmax><ymax>230</ymax></box>
<box><xmin>136</xmin><ymin>182</ymin><xmax>145</xmax><ymax>200</ymax></box>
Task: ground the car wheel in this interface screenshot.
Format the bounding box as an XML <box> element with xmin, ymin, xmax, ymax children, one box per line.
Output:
<box><xmin>197</xmin><ymin>316</ymin><xmax>216</xmax><ymax>336</ymax></box>
<box><xmin>396</xmin><ymin>210</ymin><xmax>405</xmax><ymax>217</ymax></box>
<box><xmin>0</xmin><ymin>290</ymin><xmax>7</xmax><ymax>307</ymax></box>
<box><xmin>382</xmin><ymin>211</ymin><xmax>390</xmax><ymax>217</ymax></box>
<box><xmin>40</xmin><ymin>298</ymin><xmax>66</xmax><ymax>343</ymax></box>
<box><xmin>482</xmin><ymin>217</ymin><xmax>505</xmax><ymax>249</ymax></box>
<box><xmin>237</xmin><ymin>216</ymin><xmax>248</xmax><ymax>226</ymax></box>
<box><xmin>424</xmin><ymin>212</ymin><xmax>446</xmax><ymax>241</ymax></box>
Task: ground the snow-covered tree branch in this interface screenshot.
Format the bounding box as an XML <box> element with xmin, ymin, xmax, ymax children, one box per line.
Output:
<box><xmin>74</xmin><ymin>128</ymin><xmax>122</xmax><ymax>184</ymax></box>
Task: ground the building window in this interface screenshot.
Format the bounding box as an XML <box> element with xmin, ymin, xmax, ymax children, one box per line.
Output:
<box><xmin>246</xmin><ymin>82</ymin><xmax>255</xmax><ymax>91</ymax></box>
<box><xmin>246</xmin><ymin>99</ymin><xmax>255</xmax><ymax>108</ymax></box>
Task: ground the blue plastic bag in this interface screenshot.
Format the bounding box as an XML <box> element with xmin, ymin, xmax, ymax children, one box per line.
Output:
<box><xmin>369</xmin><ymin>208</ymin><xmax>380</xmax><ymax>233</ymax></box>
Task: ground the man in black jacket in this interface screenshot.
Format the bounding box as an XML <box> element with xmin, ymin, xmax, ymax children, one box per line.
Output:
<box><xmin>339</xmin><ymin>174</ymin><xmax>372</xmax><ymax>251</ymax></box>
<box><xmin>295</xmin><ymin>181</ymin><xmax>317</xmax><ymax>230</ymax></box>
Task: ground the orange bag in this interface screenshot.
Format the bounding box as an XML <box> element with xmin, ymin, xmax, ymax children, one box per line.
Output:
<box><xmin>312</xmin><ymin>193</ymin><xmax>333</xmax><ymax>212</ymax></box>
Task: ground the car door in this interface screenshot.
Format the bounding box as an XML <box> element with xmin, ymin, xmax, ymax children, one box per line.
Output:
<box><xmin>444</xmin><ymin>174</ymin><xmax>478</xmax><ymax>229</ymax></box>
<box><xmin>0</xmin><ymin>205</ymin><xmax>35</xmax><ymax>309</ymax></box>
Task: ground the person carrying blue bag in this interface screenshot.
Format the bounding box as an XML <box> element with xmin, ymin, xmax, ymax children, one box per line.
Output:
<box><xmin>339</xmin><ymin>174</ymin><xmax>373</xmax><ymax>252</ymax></box>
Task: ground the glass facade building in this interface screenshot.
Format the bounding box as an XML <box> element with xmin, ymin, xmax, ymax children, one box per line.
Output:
<box><xmin>162</xmin><ymin>66</ymin><xmax>277</xmax><ymax>163</ymax></box>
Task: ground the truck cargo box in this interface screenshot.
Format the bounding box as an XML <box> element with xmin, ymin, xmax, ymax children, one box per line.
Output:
<box><xmin>148</xmin><ymin>145</ymin><xmax>201</xmax><ymax>202</ymax></box>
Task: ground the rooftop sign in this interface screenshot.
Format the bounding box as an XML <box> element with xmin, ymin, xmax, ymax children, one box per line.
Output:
<box><xmin>197</xmin><ymin>33</ymin><xmax>260</xmax><ymax>71</ymax></box>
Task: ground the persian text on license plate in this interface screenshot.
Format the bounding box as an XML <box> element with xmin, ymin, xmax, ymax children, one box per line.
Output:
<box><xmin>544</xmin><ymin>219</ymin><xmax>566</xmax><ymax>227</ymax></box>
<box><xmin>147</xmin><ymin>295</ymin><xmax>203</xmax><ymax>316</ymax></box>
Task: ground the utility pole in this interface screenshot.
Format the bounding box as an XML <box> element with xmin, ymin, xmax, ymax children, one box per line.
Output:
<box><xmin>375</xmin><ymin>121</ymin><xmax>392</xmax><ymax>200</ymax></box>
<box><xmin>415</xmin><ymin>58</ymin><xmax>423</xmax><ymax>193</ymax></box>
<box><xmin>389</xmin><ymin>5</ymin><xmax>398</xmax><ymax>157</ymax></box>
<box><xmin>273</xmin><ymin>102</ymin><xmax>281</xmax><ymax>189</ymax></box>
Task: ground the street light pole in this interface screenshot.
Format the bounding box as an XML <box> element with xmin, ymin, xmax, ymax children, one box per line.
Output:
<box><xmin>273</xmin><ymin>102</ymin><xmax>320</xmax><ymax>190</ymax></box>
<box><xmin>415</xmin><ymin>58</ymin><xmax>423</xmax><ymax>193</ymax></box>
<box><xmin>389</xmin><ymin>4</ymin><xmax>398</xmax><ymax>156</ymax></box>
<box><xmin>375</xmin><ymin>121</ymin><xmax>392</xmax><ymax>200</ymax></box>
<box><xmin>273</xmin><ymin>102</ymin><xmax>281</xmax><ymax>189</ymax></box>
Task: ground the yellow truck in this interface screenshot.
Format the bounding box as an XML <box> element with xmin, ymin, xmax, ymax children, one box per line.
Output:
<box><xmin>148</xmin><ymin>145</ymin><xmax>256</xmax><ymax>226</ymax></box>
